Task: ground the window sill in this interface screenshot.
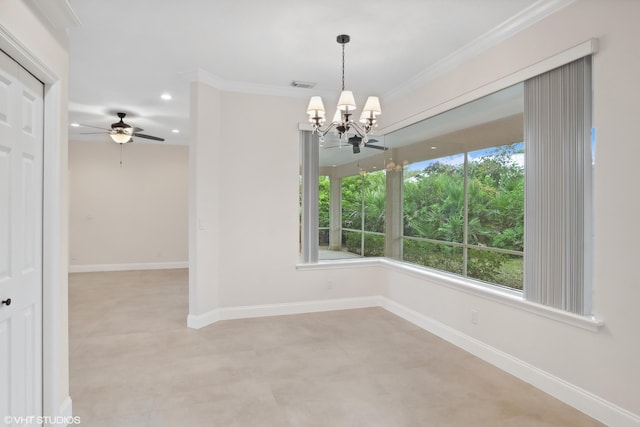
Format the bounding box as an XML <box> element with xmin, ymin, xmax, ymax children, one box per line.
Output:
<box><xmin>296</xmin><ymin>257</ymin><xmax>383</xmax><ymax>271</ymax></box>
<box><xmin>296</xmin><ymin>257</ymin><xmax>604</xmax><ymax>333</ymax></box>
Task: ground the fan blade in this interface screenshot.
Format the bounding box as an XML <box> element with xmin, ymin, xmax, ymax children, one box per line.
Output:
<box><xmin>133</xmin><ymin>133</ymin><xmax>165</xmax><ymax>141</ymax></box>
<box><xmin>364</xmin><ymin>144</ymin><xmax>388</xmax><ymax>151</ymax></box>
<box><xmin>348</xmin><ymin>135</ymin><xmax>379</xmax><ymax>144</ymax></box>
<box><xmin>80</xmin><ymin>132</ymin><xmax>109</xmax><ymax>135</ymax></box>
<box><xmin>78</xmin><ymin>124</ymin><xmax>111</xmax><ymax>131</ymax></box>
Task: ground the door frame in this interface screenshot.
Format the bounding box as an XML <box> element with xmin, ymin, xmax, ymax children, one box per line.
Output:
<box><xmin>0</xmin><ymin>24</ymin><xmax>69</xmax><ymax>418</ymax></box>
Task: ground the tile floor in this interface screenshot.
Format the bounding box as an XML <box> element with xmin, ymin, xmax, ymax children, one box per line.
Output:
<box><xmin>69</xmin><ymin>269</ymin><xmax>604</xmax><ymax>426</ymax></box>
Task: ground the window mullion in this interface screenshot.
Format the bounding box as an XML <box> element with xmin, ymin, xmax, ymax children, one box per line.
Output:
<box><xmin>463</xmin><ymin>152</ymin><xmax>469</xmax><ymax>277</ymax></box>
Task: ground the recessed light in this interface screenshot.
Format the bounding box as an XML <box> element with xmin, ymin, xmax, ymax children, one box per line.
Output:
<box><xmin>70</xmin><ymin>123</ymin><xmax>80</xmax><ymax>127</ymax></box>
<box><xmin>431</xmin><ymin>146</ymin><xmax>437</xmax><ymax>150</ymax></box>
<box><xmin>171</xmin><ymin>129</ymin><xmax>180</xmax><ymax>134</ymax></box>
<box><xmin>161</xmin><ymin>93</ymin><xmax>172</xmax><ymax>100</ymax></box>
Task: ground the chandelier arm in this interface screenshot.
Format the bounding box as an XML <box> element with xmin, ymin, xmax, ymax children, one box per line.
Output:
<box><xmin>314</xmin><ymin>122</ymin><xmax>339</xmax><ymax>137</ymax></box>
<box><xmin>348</xmin><ymin>121</ymin><xmax>369</xmax><ymax>138</ymax></box>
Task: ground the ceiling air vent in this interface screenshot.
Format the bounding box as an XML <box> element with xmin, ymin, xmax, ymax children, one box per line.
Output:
<box><xmin>291</xmin><ymin>80</ymin><xmax>316</xmax><ymax>89</ymax></box>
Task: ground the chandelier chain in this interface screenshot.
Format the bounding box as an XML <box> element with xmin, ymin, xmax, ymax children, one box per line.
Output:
<box><xmin>341</xmin><ymin>42</ymin><xmax>345</xmax><ymax>91</ymax></box>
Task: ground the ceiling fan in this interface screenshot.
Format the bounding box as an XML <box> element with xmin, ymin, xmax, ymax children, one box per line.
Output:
<box><xmin>80</xmin><ymin>112</ymin><xmax>165</xmax><ymax>143</ymax></box>
<box><xmin>325</xmin><ymin>135</ymin><xmax>388</xmax><ymax>154</ymax></box>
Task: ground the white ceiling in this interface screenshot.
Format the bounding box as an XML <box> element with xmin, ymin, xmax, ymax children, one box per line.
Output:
<box><xmin>67</xmin><ymin>0</ymin><xmax>566</xmax><ymax>146</ymax></box>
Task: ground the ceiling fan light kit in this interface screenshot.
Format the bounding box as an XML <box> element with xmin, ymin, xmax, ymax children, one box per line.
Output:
<box><xmin>306</xmin><ymin>34</ymin><xmax>381</xmax><ymax>145</ymax></box>
<box><xmin>110</xmin><ymin>133</ymin><xmax>132</xmax><ymax>144</ymax></box>
<box><xmin>79</xmin><ymin>112</ymin><xmax>165</xmax><ymax>144</ymax></box>
<box><xmin>110</xmin><ymin>112</ymin><xmax>134</xmax><ymax>143</ymax></box>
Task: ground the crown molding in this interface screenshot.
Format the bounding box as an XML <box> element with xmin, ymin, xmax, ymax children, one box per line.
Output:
<box><xmin>181</xmin><ymin>68</ymin><xmax>321</xmax><ymax>99</ymax></box>
<box><xmin>384</xmin><ymin>0</ymin><xmax>576</xmax><ymax>100</ymax></box>
<box><xmin>24</xmin><ymin>0</ymin><xmax>81</xmax><ymax>31</ymax></box>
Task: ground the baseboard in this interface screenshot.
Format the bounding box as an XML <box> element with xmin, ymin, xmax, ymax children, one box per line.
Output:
<box><xmin>58</xmin><ymin>396</ymin><xmax>72</xmax><ymax>417</ymax></box>
<box><xmin>186</xmin><ymin>296</ymin><xmax>380</xmax><ymax>330</ymax></box>
<box><xmin>53</xmin><ymin>396</ymin><xmax>78</xmax><ymax>426</ymax></box>
<box><xmin>68</xmin><ymin>261</ymin><xmax>188</xmax><ymax>273</ymax></box>
<box><xmin>219</xmin><ymin>296</ymin><xmax>381</xmax><ymax>321</ymax></box>
<box><xmin>379</xmin><ymin>296</ymin><xmax>640</xmax><ymax>427</ymax></box>
<box><xmin>187</xmin><ymin>308</ymin><xmax>221</xmax><ymax>330</ymax></box>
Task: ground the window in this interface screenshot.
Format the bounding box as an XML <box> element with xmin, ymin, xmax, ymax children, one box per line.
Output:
<box><xmin>315</xmin><ymin>171</ymin><xmax>386</xmax><ymax>260</ymax></box>
<box><xmin>301</xmin><ymin>56</ymin><xmax>592</xmax><ymax>315</ymax></box>
<box><xmin>402</xmin><ymin>144</ymin><xmax>524</xmax><ymax>290</ymax></box>
<box><xmin>341</xmin><ymin>172</ymin><xmax>386</xmax><ymax>257</ymax></box>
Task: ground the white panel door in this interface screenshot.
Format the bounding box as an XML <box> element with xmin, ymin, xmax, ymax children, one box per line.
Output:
<box><xmin>0</xmin><ymin>50</ymin><xmax>44</xmax><ymax>426</ymax></box>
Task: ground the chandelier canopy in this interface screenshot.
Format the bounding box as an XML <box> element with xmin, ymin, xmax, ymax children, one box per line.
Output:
<box><xmin>306</xmin><ymin>34</ymin><xmax>381</xmax><ymax>144</ymax></box>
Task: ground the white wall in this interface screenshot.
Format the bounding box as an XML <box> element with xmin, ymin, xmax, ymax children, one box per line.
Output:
<box><xmin>189</xmin><ymin>81</ymin><xmax>222</xmax><ymax>316</ymax></box>
<box><xmin>380</xmin><ymin>0</ymin><xmax>640</xmax><ymax>422</ymax></box>
<box><xmin>189</xmin><ymin>87</ymin><xmax>386</xmax><ymax>318</ymax></box>
<box><xmin>69</xmin><ymin>140</ymin><xmax>188</xmax><ymax>270</ymax></box>
<box><xmin>0</xmin><ymin>0</ymin><xmax>71</xmax><ymax>419</ymax></box>
<box><xmin>190</xmin><ymin>0</ymin><xmax>640</xmax><ymax>424</ymax></box>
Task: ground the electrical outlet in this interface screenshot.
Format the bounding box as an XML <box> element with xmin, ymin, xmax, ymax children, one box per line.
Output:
<box><xmin>471</xmin><ymin>310</ymin><xmax>479</xmax><ymax>325</ymax></box>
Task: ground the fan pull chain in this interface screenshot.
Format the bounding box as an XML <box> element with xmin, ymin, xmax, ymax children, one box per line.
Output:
<box><xmin>120</xmin><ymin>143</ymin><xmax>123</xmax><ymax>167</ymax></box>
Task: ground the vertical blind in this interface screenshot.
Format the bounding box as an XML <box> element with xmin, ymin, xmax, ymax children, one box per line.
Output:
<box><xmin>524</xmin><ymin>56</ymin><xmax>593</xmax><ymax>315</ymax></box>
<box><xmin>300</xmin><ymin>130</ymin><xmax>319</xmax><ymax>263</ymax></box>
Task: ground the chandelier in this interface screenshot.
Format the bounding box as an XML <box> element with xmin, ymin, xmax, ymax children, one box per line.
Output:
<box><xmin>306</xmin><ymin>35</ymin><xmax>382</xmax><ymax>144</ymax></box>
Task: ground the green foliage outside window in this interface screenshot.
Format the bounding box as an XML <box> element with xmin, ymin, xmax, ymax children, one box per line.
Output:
<box><xmin>340</xmin><ymin>172</ymin><xmax>386</xmax><ymax>256</ymax></box>
<box><xmin>319</xmin><ymin>176</ymin><xmax>330</xmax><ymax>228</ymax></box>
<box><xmin>363</xmin><ymin>172</ymin><xmax>386</xmax><ymax>234</ymax></box>
<box><xmin>343</xmin><ymin>231</ymin><xmax>384</xmax><ymax>256</ymax></box>
<box><xmin>341</xmin><ymin>175</ymin><xmax>362</xmax><ymax>230</ymax></box>
<box><xmin>403</xmin><ymin>144</ymin><xmax>524</xmax><ymax>289</ymax></box>
<box><xmin>403</xmin><ymin>240</ymin><xmax>464</xmax><ymax>275</ymax></box>
<box><xmin>341</xmin><ymin>172</ymin><xmax>386</xmax><ymax>233</ymax></box>
<box><xmin>318</xmin><ymin>144</ymin><xmax>523</xmax><ymax>289</ymax></box>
